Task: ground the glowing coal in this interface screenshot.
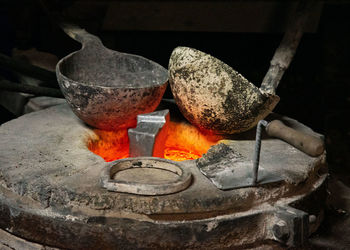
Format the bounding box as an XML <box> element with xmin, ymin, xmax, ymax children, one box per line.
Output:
<box><xmin>88</xmin><ymin>121</ymin><xmax>222</xmax><ymax>162</ymax></box>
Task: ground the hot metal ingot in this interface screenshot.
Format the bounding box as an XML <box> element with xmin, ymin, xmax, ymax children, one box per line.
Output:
<box><xmin>128</xmin><ymin>109</ymin><xmax>170</xmax><ymax>157</ymax></box>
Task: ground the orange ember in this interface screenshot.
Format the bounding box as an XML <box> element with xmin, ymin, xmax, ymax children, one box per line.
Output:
<box><xmin>88</xmin><ymin>121</ymin><xmax>222</xmax><ymax>162</ymax></box>
<box><xmin>88</xmin><ymin>129</ymin><xmax>129</xmax><ymax>162</ymax></box>
<box><xmin>164</xmin><ymin>122</ymin><xmax>221</xmax><ymax>161</ymax></box>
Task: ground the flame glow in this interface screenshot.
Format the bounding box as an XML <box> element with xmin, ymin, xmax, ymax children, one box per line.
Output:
<box><xmin>88</xmin><ymin>129</ymin><xmax>129</xmax><ymax>162</ymax></box>
<box><xmin>88</xmin><ymin>121</ymin><xmax>222</xmax><ymax>162</ymax></box>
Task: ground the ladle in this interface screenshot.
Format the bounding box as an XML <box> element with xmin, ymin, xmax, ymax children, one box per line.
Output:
<box><xmin>56</xmin><ymin>24</ymin><xmax>168</xmax><ymax>130</ymax></box>
<box><xmin>169</xmin><ymin>0</ymin><xmax>315</xmax><ymax>134</ymax></box>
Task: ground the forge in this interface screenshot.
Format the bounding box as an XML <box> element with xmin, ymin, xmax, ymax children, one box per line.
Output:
<box><xmin>88</xmin><ymin>110</ymin><xmax>222</xmax><ymax>162</ymax></box>
<box><xmin>0</xmin><ymin>102</ymin><xmax>327</xmax><ymax>249</ymax></box>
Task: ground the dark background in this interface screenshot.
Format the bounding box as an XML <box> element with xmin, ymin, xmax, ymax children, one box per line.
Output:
<box><xmin>0</xmin><ymin>0</ymin><xmax>349</xmax><ymax>247</ymax></box>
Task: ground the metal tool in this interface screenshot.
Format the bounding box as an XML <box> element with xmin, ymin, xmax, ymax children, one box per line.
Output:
<box><xmin>128</xmin><ymin>109</ymin><xmax>170</xmax><ymax>157</ymax></box>
<box><xmin>198</xmin><ymin>118</ymin><xmax>325</xmax><ymax>190</ymax></box>
<box><xmin>197</xmin><ymin>120</ymin><xmax>284</xmax><ymax>190</ymax></box>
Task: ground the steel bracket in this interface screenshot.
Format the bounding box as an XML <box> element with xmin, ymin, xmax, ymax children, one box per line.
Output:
<box><xmin>270</xmin><ymin>206</ymin><xmax>309</xmax><ymax>247</ymax></box>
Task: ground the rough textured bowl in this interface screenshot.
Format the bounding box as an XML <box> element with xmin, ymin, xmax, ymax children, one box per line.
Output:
<box><xmin>169</xmin><ymin>47</ymin><xmax>279</xmax><ymax>134</ymax></box>
<box><xmin>56</xmin><ymin>26</ymin><xmax>168</xmax><ymax>131</ymax></box>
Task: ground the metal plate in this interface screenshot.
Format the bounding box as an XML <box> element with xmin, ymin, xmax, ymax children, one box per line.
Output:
<box><xmin>204</xmin><ymin>166</ymin><xmax>284</xmax><ymax>190</ymax></box>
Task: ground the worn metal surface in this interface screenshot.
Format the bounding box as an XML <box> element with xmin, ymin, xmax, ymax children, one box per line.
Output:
<box><xmin>128</xmin><ymin>109</ymin><xmax>170</xmax><ymax>157</ymax></box>
<box><xmin>56</xmin><ymin>25</ymin><xmax>168</xmax><ymax>130</ymax></box>
<box><xmin>0</xmin><ymin>104</ymin><xmax>327</xmax><ymax>248</ymax></box>
<box><xmin>168</xmin><ymin>46</ymin><xmax>280</xmax><ymax>134</ymax></box>
<box><xmin>197</xmin><ymin>143</ymin><xmax>284</xmax><ymax>190</ymax></box>
<box><xmin>271</xmin><ymin>206</ymin><xmax>309</xmax><ymax>246</ymax></box>
<box><xmin>100</xmin><ymin>157</ymin><xmax>192</xmax><ymax>195</ymax></box>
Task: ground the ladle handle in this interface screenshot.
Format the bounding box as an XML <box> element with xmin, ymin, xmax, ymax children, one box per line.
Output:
<box><xmin>260</xmin><ymin>0</ymin><xmax>316</xmax><ymax>94</ymax></box>
<box><xmin>60</xmin><ymin>23</ymin><xmax>103</xmax><ymax>48</ymax></box>
<box><xmin>266</xmin><ymin>120</ymin><xmax>325</xmax><ymax>157</ymax></box>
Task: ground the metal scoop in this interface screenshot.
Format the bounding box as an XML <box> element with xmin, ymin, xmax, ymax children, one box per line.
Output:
<box><xmin>169</xmin><ymin>0</ymin><xmax>315</xmax><ymax>134</ymax></box>
<box><xmin>56</xmin><ymin>24</ymin><xmax>168</xmax><ymax>130</ymax></box>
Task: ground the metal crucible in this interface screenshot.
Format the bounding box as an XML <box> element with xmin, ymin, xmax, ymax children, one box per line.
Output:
<box><xmin>56</xmin><ymin>24</ymin><xmax>168</xmax><ymax>131</ymax></box>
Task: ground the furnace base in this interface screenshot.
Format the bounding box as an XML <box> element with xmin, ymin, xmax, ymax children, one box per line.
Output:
<box><xmin>0</xmin><ymin>104</ymin><xmax>327</xmax><ymax>249</ymax></box>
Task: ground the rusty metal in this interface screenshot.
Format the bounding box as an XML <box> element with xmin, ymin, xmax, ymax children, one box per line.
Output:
<box><xmin>273</xmin><ymin>220</ymin><xmax>290</xmax><ymax>241</ymax></box>
<box><xmin>271</xmin><ymin>206</ymin><xmax>309</xmax><ymax>247</ymax></box>
<box><xmin>128</xmin><ymin>109</ymin><xmax>170</xmax><ymax>157</ymax></box>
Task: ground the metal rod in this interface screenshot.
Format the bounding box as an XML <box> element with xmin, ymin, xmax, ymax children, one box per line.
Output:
<box><xmin>260</xmin><ymin>0</ymin><xmax>316</xmax><ymax>95</ymax></box>
<box><xmin>0</xmin><ymin>79</ymin><xmax>63</xmax><ymax>98</ymax></box>
<box><xmin>0</xmin><ymin>53</ymin><xmax>58</xmax><ymax>87</ymax></box>
<box><xmin>252</xmin><ymin>120</ymin><xmax>268</xmax><ymax>185</ymax></box>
